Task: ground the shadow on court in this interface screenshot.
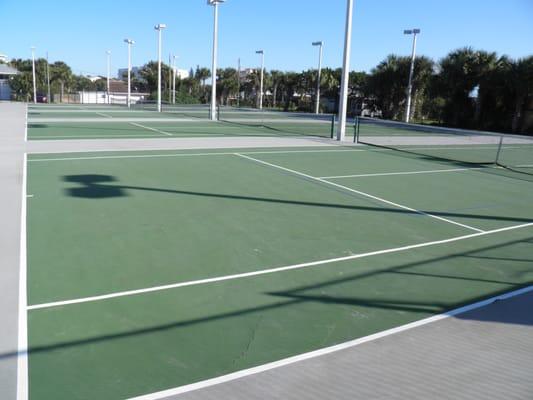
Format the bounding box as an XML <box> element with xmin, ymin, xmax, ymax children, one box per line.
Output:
<box><xmin>1</xmin><ymin>235</ymin><xmax>531</xmax><ymax>361</ymax></box>
<box><xmin>62</xmin><ymin>174</ymin><xmax>533</xmax><ymax>225</ymax></box>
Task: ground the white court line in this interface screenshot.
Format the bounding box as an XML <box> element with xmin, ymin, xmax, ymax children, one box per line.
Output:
<box><xmin>31</xmin><ymin>134</ymin><xmax>164</xmax><ymax>139</ymax></box>
<box><xmin>26</xmin><ymin>144</ymin><xmax>525</xmax><ymax>163</ymax></box>
<box><xmin>320</xmin><ymin>166</ymin><xmax>492</xmax><ymax>179</ymax></box>
<box><xmin>128</xmin><ymin>284</ymin><xmax>533</xmax><ymax>400</ymax></box>
<box><xmin>236</xmin><ymin>153</ymin><xmax>484</xmax><ymax>233</ymax></box>
<box><xmin>129</xmin><ymin>122</ymin><xmax>173</xmax><ymax>136</ymax></box>
<box><xmin>27</xmin><ymin>222</ymin><xmax>533</xmax><ymax>311</ymax></box>
<box><xmin>96</xmin><ymin>112</ymin><xmax>113</xmax><ymax>118</ymax></box>
<box><xmin>27</xmin><ymin>149</ymin><xmax>363</xmax><ymax>163</ymax></box>
<box><xmin>17</xmin><ymin>153</ymin><xmax>28</xmax><ymax>400</ymax></box>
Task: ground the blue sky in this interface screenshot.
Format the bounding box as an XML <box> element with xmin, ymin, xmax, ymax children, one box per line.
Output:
<box><xmin>0</xmin><ymin>0</ymin><xmax>531</xmax><ymax>77</ymax></box>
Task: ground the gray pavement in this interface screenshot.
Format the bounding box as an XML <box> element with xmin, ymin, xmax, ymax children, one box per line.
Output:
<box><xmin>0</xmin><ymin>102</ymin><xmax>26</xmax><ymax>399</ymax></box>
<box><xmin>170</xmin><ymin>289</ymin><xmax>533</xmax><ymax>400</ymax></box>
<box><xmin>26</xmin><ymin>135</ymin><xmax>342</xmax><ymax>154</ymax></box>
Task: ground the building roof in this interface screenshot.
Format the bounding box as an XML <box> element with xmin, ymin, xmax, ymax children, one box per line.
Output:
<box><xmin>0</xmin><ymin>64</ymin><xmax>18</xmax><ymax>75</ymax></box>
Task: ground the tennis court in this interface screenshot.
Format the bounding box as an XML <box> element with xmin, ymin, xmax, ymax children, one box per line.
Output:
<box><xmin>25</xmin><ymin>143</ymin><xmax>533</xmax><ymax>399</ymax></box>
<box><xmin>27</xmin><ymin>104</ymin><xmax>340</xmax><ymax>140</ymax></box>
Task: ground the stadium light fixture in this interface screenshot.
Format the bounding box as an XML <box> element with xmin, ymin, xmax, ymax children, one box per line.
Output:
<box><xmin>31</xmin><ymin>47</ymin><xmax>37</xmax><ymax>104</ymax></box>
<box><xmin>312</xmin><ymin>41</ymin><xmax>324</xmax><ymax>114</ymax></box>
<box><xmin>106</xmin><ymin>50</ymin><xmax>111</xmax><ymax>104</ymax></box>
<box><xmin>207</xmin><ymin>0</ymin><xmax>225</xmax><ymax>120</ymax></box>
<box><xmin>336</xmin><ymin>0</ymin><xmax>354</xmax><ymax>141</ymax></box>
<box><xmin>154</xmin><ymin>24</ymin><xmax>167</xmax><ymax>112</ymax></box>
<box><xmin>256</xmin><ymin>50</ymin><xmax>265</xmax><ymax>110</ymax></box>
<box><xmin>124</xmin><ymin>39</ymin><xmax>135</xmax><ymax>108</ymax></box>
<box><xmin>403</xmin><ymin>28</ymin><xmax>420</xmax><ymax>123</ymax></box>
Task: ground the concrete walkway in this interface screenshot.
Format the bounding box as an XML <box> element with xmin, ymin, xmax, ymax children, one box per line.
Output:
<box><xmin>0</xmin><ymin>103</ymin><xmax>26</xmax><ymax>399</ymax></box>
<box><xmin>171</xmin><ymin>289</ymin><xmax>533</xmax><ymax>400</ymax></box>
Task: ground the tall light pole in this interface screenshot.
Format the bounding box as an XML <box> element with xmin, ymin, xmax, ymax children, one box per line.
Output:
<box><xmin>46</xmin><ymin>51</ymin><xmax>51</xmax><ymax>103</ymax></box>
<box><xmin>336</xmin><ymin>0</ymin><xmax>354</xmax><ymax>141</ymax></box>
<box><xmin>172</xmin><ymin>55</ymin><xmax>177</xmax><ymax>104</ymax></box>
<box><xmin>208</xmin><ymin>0</ymin><xmax>225</xmax><ymax>121</ymax></box>
<box><xmin>404</xmin><ymin>28</ymin><xmax>420</xmax><ymax>123</ymax></box>
<box><xmin>154</xmin><ymin>24</ymin><xmax>167</xmax><ymax>112</ymax></box>
<box><xmin>237</xmin><ymin>57</ymin><xmax>241</xmax><ymax>108</ymax></box>
<box><xmin>106</xmin><ymin>50</ymin><xmax>111</xmax><ymax>104</ymax></box>
<box><xmin>31</xmin><ymin>47</ymin><xmax>37</xmax><ymax>104</ymax></box>
<box><xmin>312</xmin><ymin>41</ymin><xmax>323</xmax><ymax>114</ymax></box>
<box><xmin>256</xmin><ymin>50</ymin><xmax>264</xmax><ymax>109</ymax></box>
<box><xmin>124</xmin><ymin>39</ymin><xmax>135</xmax><ymax>108</ymax></box>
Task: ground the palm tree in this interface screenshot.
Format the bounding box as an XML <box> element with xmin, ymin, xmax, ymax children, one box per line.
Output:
<box><xmin>505</xmin><ymin>56</ymin><xmax>533</xmax><ymax>132</ymax></box>
<box><xmin>471</xmin><ymin>50</ymin><xmax>498</xmax><ymax>127</ymax></box>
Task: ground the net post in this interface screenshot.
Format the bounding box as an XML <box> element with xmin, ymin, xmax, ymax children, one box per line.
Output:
<box><xmin>330</xmin><ymin>114</ymin><xmax>335</xmax><ymax>139</ymax></box>
<box><xmin>353</xmin><ymin>117</ymin><xmax>358</xmax><ymax>143</ymax></box>
<box><xmin>495</xmin><ymin>135</ymin><xmax>504</xmax><ymax>165</ymax></box>
<box><xmin>217</xmin><ymin>103</ymin><xmax>220</xmax><ymax>121</ymax></box>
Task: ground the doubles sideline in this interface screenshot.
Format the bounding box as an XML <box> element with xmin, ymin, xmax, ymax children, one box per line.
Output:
<box><xmin>27</xmin><ymin>222</ymin><xmax>533</xmax><ymax>311</ymax></box>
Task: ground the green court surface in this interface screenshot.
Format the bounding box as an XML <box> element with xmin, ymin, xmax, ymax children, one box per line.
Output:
<box><xmin>26</xmin><ymin>146</ymin><xmax>533</xmax><ymax>399</ymax></box>
<box><xmin>27</xmin><ymin>104</ymin><xmax>339</xmax><ymax>140</ymax></box>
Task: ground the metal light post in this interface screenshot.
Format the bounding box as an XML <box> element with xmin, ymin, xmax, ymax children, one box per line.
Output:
<box><xmin>31</xmin><ymin>47</ymin><xmax>37</xmax><ymax>104</ymax></box>
<box><xmin>106</xmin><ymin>50</ymin><xmax>111</xmax><ymax>104</ymax></box>
<box><xmin>237</xmin><ymin>57</ymin><xmax>241</xmax><ymax>108</ymax></box>
<box><xmin>312</xmin><ymin>41</ymin><xmax>323</xmax><ymax>114</ymax></box>
<box><xmin>46</xmin><ymin>52</ymin><xmax>51</xmax><ymax>103</ymax></box>
<box><xmin>208</xmin><ymin>0</ymin><xmax>225</xmax><ymax>121</ymax></box>
<box><xmin>154</xmin><ymin>24</ymin><xmax>167</xmax><ymax>112</ymax></box>
<box><xmin>256</xmin><ymin>50</ymin><xmax>264</xmax><ymax>109</ymax></box>
<box><xmin>336</xmin><ymin>0</ymin><xmax>354</xmax><ymax>141</ymax></box>
<box><xmin>124</xmin><ymin>39</ymin><xmax>135</xmax><ymax>108</ymax></box>
<box><xmin>172</xmin><ymin>55</ymin><xmax>177</xmax><ymax>104</ymax></box>
<box><xmin>404</xmin><ymin>28</ymin><xmax>420</xmax><ymax>123</ymax></box>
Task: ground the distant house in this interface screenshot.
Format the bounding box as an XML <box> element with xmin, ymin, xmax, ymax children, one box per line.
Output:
<box><xmin>117</xmin><ymin>67</ymin><xmax>142</xmax><ymax>80</ymax></box>
<box><xmin>0</xmin><ymin>64</ymin><xmax>18</xmax><ymax>100</ymax></box>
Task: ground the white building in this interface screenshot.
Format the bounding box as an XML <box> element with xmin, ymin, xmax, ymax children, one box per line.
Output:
<box><xmin>0</xmin><ymin>64</ymin><xmax>17</xmax><ymax>100</ymax></box>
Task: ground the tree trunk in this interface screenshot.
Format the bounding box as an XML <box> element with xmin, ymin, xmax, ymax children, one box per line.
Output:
<box><xmin>273</xmin><ymin>85</ymin><xmax>278</xmax><ymax>108</ymax></box>
<box><xmin>60</xmin><ymin>81</ymin><xmax>64</xmax><ymax>103</ymax></box>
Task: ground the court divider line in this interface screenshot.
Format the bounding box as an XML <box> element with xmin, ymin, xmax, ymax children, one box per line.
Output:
<box><xmin>319</xmin><ymin>166</ymin><xmax>493</xmax><ymax>179</ymax></box>
<box><xmin>30</xmin><ymin>134</ymin><xmax>168</xmax><ymax>139</ymax></box>
<box><xmin>127</xmin><ymin>284</ymin><xmax>533</xmax><ymax>400</ymax></box>
<box><xmin>96</xmin><ymin>112</ymin><xmax>113</xmax><ymax>118</ymax></box>
<box><xmin>26</xmin><ymin>145</ymin><xmax>516</xmax><ymax>162</ymax></box>
<box><xmin>236</xmin><ymin>153</ymin><xmax>484</xmax><ymax>233</ymax></box>
<box><xmin>17</xmin><ymin>154</ymin><xmax>28</xmax><ymax>400</ymax></box>
<box><xmin>27</xmin><ymin>222</ymin><xmax>533</xmax><ymax>311</ymax></box>
<box><xmin>129</xmin><ymin>122</ymin><xmax>173</xmax><ymax>136</ymax></box>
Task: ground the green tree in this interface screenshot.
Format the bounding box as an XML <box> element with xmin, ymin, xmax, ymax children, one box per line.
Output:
<box><xmin>50</xmin><ymin>61</ymin><xmax>73</xmax><ymax>102</ymax></box>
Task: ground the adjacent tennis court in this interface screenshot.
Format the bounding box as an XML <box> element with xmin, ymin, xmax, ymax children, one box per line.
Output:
<box><xmin>27</xmin><ymin>104</ymin><xmax>341</xmax><ymax>140</ymax></box>
<box><xmin>26</xmin><ymin>145</ymin><xmax>533</xmax><ymax>399</ymax></box>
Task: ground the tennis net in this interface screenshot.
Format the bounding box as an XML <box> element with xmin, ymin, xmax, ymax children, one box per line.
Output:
<box><xmin>218</xmin><ymin>107</ymin><xmax>336</xmax><ymax>138</ymax></box>
<box><xmin>356</xmin><ymin>117</ymin><xmax>533</xmax><ymax>173</ymax></box>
